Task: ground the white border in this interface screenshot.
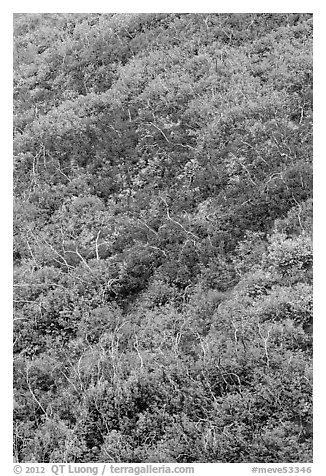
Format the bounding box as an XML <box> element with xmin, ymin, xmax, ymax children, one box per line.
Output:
<box><xmin>3</xmin><ymin>3</ymin><xmax>324</xmax><ymax>474</ymax></box>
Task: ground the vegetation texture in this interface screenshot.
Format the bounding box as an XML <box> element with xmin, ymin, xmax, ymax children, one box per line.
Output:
<box><xmin>13</xmin><ymin>13</ymin><xmax>313</xmax><ymax>463</ymax></box>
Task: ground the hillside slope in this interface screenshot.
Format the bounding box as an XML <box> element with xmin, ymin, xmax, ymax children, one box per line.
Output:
<box><xmin>13</xmin><ymin>13</ymin><xmax>312</xmax><ymax>463</ymax></box>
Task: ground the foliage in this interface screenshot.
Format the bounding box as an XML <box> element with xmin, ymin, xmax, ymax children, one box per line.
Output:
<box><xmin>13</xmin><ymin>13</ymin><xmax>312</xmax><ymax>463</ymax></box>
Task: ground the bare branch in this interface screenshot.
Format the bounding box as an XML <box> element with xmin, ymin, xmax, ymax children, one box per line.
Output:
<box><xmin>26</xmin><ymin>366</ymin><xmax>47</xmax><ymax>417</ymax></box>
<box><xmin>134</xmin><ymin>334</ymin><xmax>144</xmax><ymax>369</ymax></box>
<box><xmin>138</xmin><ymin>218</ymin><xmax>159</xmax><ymax>237</ymax></box>
<box><xmin>95</xmin><ymin>229</ymin><xmax>101</xmax><ymax>261</ymax></box>
<box><xmin>149</xmin><ymin>122</ymin><xmax>170</xmax><ymax>143</ymax></box>
<box><xmin>258</xmin><ymin>320</ymin><xmax>272</xmax><ymax>368</ymax></box>
<box><xmin>160</xmin><ymin>196</ymin><xmax>199</xmax><ymax>241</ymax></box>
